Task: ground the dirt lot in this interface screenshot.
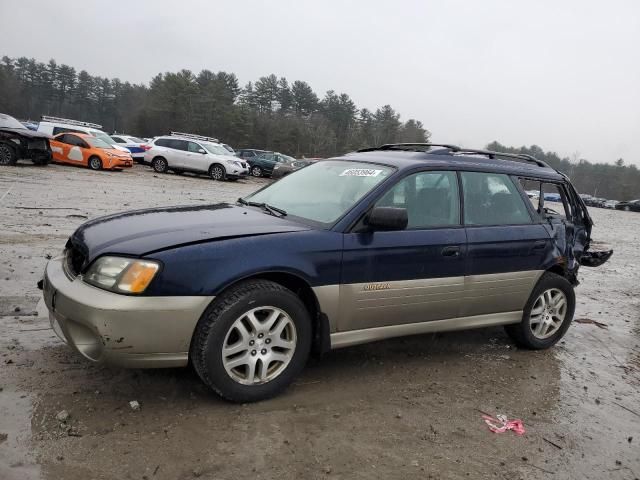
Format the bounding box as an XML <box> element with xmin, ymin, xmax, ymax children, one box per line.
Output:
<box><xmin>0</xmin><ymin>163</ymin><xmax>639</xmax><ymax>480</ymax></box>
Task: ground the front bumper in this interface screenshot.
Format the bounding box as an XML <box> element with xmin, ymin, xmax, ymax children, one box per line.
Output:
<box><xmin>107</xmin><ymin>157</ymin><xmax>133</xmax><ymax>169</ymax></box>
<box><xmin>42</xmin><ymin>256</ymin><xmax>214</xmax><ymax>368</ymax></box>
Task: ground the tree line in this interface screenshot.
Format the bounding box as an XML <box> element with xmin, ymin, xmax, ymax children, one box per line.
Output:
<box><xmin>0</xmin><ymin>56</ymin><xmax>429</xmax><ymax>157</ymax></box>
<box><xmin>487</xmin><ymin>142</ymin><xmax>639</xmax><ymax>201</ymax></box>
<box><xmin>1</xmin><ymin>55</ymin><xmax>637</xmax><ymax>200</ymax></box>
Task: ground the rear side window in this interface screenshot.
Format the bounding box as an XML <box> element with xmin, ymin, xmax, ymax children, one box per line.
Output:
<box><xmin>155</xmin><ymin>138</ymin><xmax>170</xmax><ymax>147</ymax></box>
<box><xmin>520</xmin><ymin>179</ymin><xmax>571</xmax><ymax>219</ymax></box>
<box><xmin>376</xmin><ymin>171</ymin><xmax>460</xmax><ymax>228</ymax></box>
<box><xmin>461</xmin><ymin>172</ymin><xmax>532</xmax><ymax>226</ymax></box>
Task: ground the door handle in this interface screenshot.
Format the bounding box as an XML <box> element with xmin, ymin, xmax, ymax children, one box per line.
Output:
<box><xmin>532</xmin><ymin>240</ymin><xmax>547</xmax><ymax>251</ymax></box>
<box><xmin>441</xmin><ymin>246</ymin><xmax>461</xmax><ymax>257</ymax></box>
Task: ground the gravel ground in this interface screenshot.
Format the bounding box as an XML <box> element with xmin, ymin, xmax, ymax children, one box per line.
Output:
<box><xmin>0</xmin><ymin>163</ymin><xmax>638</xmax><ymax>480</ymax></box>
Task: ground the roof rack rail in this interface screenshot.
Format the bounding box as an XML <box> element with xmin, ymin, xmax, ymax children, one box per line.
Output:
<box><xmin>170</xmin><ymin>131</ymin><xmax>219</xmax><ymax>143</ymax></box>
<box><xmin>41</xmin><ymin>115</ymin><xmax>102</xmax><ymax>129</ymax></box>
<box><xmin>454</xmin><ymin>148</ymin><xmax>549</xmax><ymax>168</ymax></box>
<box><xmin>357</xmin><ymin>143</ymin><xmax>548</xmax><ymax>168</ymax></box>
<box><xmin>358</xmin><ymin>143</ymin><xmax>462</xmax><ymax>153</ymax></box>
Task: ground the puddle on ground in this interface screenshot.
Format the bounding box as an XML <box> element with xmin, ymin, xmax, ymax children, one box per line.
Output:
<box><xmin>0</xmin><ymin>390</ymin><xmax>41</xmax><ymax>480</ymax></box>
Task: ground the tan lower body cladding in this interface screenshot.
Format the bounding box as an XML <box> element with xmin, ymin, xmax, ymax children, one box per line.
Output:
<box><xmin>314</xmin><ymin>270</ymin><xmax>543</xmax><ymax>348</ymax></box>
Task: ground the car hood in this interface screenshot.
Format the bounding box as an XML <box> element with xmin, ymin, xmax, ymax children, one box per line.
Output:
<box><xmin>68</xmin><ymin>203</ymin><xmax>311</xmax><ymax>270</ymax></box>
<box><xmin>0</xmin><ymin>127</ymin><xmax>52</xmax><ymax>139</ymax></box>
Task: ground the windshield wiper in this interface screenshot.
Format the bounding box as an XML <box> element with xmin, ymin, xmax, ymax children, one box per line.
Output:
<box><xmin>237</xmin><ymin>198</ymin><xmax>287</xmax><ymax>217</ymax></box>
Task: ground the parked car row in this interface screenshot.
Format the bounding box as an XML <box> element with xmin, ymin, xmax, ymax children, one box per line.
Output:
<box><xmin>2</xmin><ymin>113</ymin><xmax>321</xmax><ymax>181</ymax></box>
<box><xmin>579</xmin><ymin>194</ymin><xmax>626</xmax><ymax>210</ymax></box>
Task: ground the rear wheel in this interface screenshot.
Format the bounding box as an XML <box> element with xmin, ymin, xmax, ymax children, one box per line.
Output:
<box><xmin>88</xmin><ymin>156</ymin><xmax>102</xmax><ymax>170</ymax></box>
<box><xmin>0</xmin><ymin>143</ymin><xmax>17</xmax><ymax>166</ymax></box>
<box><xmin>504</xmin><ymin>272</ymin><xmax>575</xmax><ymax>349</ymax></box>
<box><xmin>190</xmin><ymin>280</ymin><xmax>312</xmax><ymax>402</ymax></box>
<box><xmin>250</xmin><ymin>165</ymin><xmax>263</xmax><ymax>177</ymax></box>
<box><xmin>209</xmin><ymin>164</ymin><xmax>226</xmax><ymax>181</ymax></box>
<box><xmin>152</xmin><ymin>157</ymin><xmax>168</xmax><ymax>173</ymax></box>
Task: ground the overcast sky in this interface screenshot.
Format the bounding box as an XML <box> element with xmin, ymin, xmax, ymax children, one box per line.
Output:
<box><xmin>3</xmin><ymin>0</ymin><xmax>639</xmax><ymax>165</ymax></box>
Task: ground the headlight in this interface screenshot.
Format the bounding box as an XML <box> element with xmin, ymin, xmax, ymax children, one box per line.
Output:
<box><xmin>84</xmin><ymin>256</ymin><xmax>160</xmax><ymax>294</ymax></box>
<box><xmin>273</xmin><ymin>164</ymin><xmax>280</xmax><ymax>170</ymax></box>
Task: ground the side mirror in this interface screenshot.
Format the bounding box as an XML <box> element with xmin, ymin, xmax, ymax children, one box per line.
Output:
<box><xmin>198</xmin><ymin>149</ymin><xmax>206</xmax><ymax>154</ymax></box>
<box><xmin>367</xmin><ymin>207</ymin><xmax>408</xmax><ymax>231</ymax></box>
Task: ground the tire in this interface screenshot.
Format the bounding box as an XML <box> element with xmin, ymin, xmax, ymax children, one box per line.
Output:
<box><xmin>250</xmin><ymin>165</ymin><xmax>263</xmax><ymax>177</ymax></box>
<box><xmin>0</xmin><ymin>143</ymin><xmax>17</xmax><ymax>166</ymax></box>
<box><xmin>624</xmin><ymin>206</ymin><xmax>630</xmax><ymax>212</ymax></box>
<box><xmin>88</xmin><ymin>156</ymin><xmax>102</xmax><ymax>171</ymax></box>
<box><xmin>209</xmin><ymin>164</ymin><xmax>226</xmax><ymax>181</ymax></box>
<box><xmin>504</xmin><ymin>272</ymin><xmax>575</xmax><ymax>349</ymax></box>
<box><xmin>190</xmin><ymin>280</ymin><xmax>312</xmax><ymax>402</ymax></box>
<box><xmin>152</xmin><ymin>157</ymin><xmax>168</xmax><ymax>173</ymax></box>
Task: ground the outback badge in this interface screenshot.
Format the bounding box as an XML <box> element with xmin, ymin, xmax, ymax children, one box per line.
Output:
<box><xmin>363</xmin><ymin>283</ymin><xmax>391</xmax><ymax>291</ymax></box>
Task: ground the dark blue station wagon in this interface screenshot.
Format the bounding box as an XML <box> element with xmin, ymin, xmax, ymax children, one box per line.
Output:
<box><xmin>41</xmin><ymin>143</ymin><xmax>612</xmax><ymax>402</ymax></box>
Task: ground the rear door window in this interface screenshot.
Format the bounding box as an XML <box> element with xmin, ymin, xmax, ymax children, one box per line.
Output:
<box><xmin>170</xmin><ymin>139</ymin><xmax>188</xmax><ymax>151</ymax></box>
<box><xmin>461</xmin><ymin>172</ymin><xmax>532</xmax><ymax>225</ymax></box>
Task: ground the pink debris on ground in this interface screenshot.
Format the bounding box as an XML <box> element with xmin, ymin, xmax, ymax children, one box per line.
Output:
<box><xmin>482</xmin><ymin>414</ymin><xmax>525</xmax><ymax>435</ymax></box>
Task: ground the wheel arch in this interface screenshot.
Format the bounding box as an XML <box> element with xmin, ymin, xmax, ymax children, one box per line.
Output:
<box><xmin>206</xmin><ymin>270</ymin><xmax>331</xmax><ymax>356</ymax></box>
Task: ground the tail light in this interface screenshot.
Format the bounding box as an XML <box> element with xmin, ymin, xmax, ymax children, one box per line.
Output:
<box><xmin>141</xmin><ymin>144</ymin><xmax>152</xmax><ymax>151</ymax></box>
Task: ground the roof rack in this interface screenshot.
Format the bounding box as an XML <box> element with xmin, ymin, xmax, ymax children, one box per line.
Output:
<box><xmin>170</xmin><ymin>132</ymin><xmax>219</xmax><ymax>143</ymax></box>
<box><xmin>41</xmin><ymin>115</ymin><xmax>102</xmax><ymax>129</ymax></box>
<box><xmin>357</xmin><ymin>143</ymin><xmax>549</xmax><ymax>168</ymax></box>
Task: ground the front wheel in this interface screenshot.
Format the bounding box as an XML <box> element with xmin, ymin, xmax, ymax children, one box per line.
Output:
<box><xmin>88</xmin><ymin>156</ymin><xmax>102</xmax><ymax>170</ymax></box>
<box><xmin>250</xmin><ymin>165</ymin><xmax>263</xmax><ymax>177</ymax></box>
<box><xmin>504</xmin><ymin>272</ymin><xmax>575</xmax><ymax>349</ymax></box>
<box><xmin>209</xmin><ymin>164</ymin><xmax>226</xmax><ymax>181</ymax></box>
<box><xmin>624</xmin><ymin>206</ymin><xmax>630</xmax><ymax>212</ymax></box>
<box><xmin>190</xmin><ymin>280</ymin><xmax>312</xmax><ymax>402</ymax></box>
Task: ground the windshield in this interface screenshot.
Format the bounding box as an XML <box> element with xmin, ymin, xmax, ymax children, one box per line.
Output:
<box><xmin>86</xmin><ymin>137</ymin><xmax>114</xmax><ymax>149</ymax></box>
<box><xmin>0</xmin><ymin>113</ymin><xmax>27</xmax><ymax>130</ymax></box>
<box><xmin>203</xmin><ymin>142</ymin><xmax>234</xmax><ymax>156</ymax></box>
<box><xmin>245</xmin><ymin>160</ymin><xmax>394</xmax><ymax>225</ymax></box>
<box><xmin>280</xmin><ymin>154</ymin><xmax>296</xmax><ymax>163</ymax></box>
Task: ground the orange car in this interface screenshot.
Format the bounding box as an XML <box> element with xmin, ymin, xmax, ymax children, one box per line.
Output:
<box><xmin>50</xmin><ymin>133</ymin><xmax>133</xmax><ymax>170</ymax></box>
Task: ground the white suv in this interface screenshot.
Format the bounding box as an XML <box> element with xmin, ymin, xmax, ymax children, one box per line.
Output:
<box><xmin>144</xmin><ymin>133</ymin><xmax>248</xmax><ymax>181</ymax></box>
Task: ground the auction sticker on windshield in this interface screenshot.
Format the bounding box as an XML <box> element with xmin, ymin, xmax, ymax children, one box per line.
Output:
<box><xmin>340</xmin><ymin>168</ymin><xmax>383</xmax><ymax>177</ymax></box>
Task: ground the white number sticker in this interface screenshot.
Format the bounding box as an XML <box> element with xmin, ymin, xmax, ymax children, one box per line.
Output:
<box><xmin>340</xmin><ymin>168</ymin><xmax>383</xmax><ymax>177</ymax></box>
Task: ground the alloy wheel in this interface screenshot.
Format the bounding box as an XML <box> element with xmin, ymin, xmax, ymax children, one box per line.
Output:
<box><xmin>222</xmin><ymin>306</ymin><xmax>297</xmax><ymax>385</ymax></box>
<box><xmin>89</xmin><ymin>157</ymin><xmax>102</xmax><ymax>170</ymax></box>
<box><xmin>529</xmin><ymin>288</ymin><xmax>567</xmax><ymax>339</ymax></box>
<box><xmin>153</xmin><ymin>158</ymin><xmax>167</xmax><ymax>173</ymax></box>
<box><xmin>0</xmin><ymin>145</ymin><xmax>13</xmax><ymax>165</ymax></box>
<box><xmin>211</xmin><ymin>165</ymin><xmax>224</xmax><ymax>180</ymax></box>
<box><xmin>251</xmin><ymin>166</ymin><xmax>262</xmax><ymax>177</ymax></box>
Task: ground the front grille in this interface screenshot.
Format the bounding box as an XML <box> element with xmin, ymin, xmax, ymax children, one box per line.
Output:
<box><xmin>65</xmin><ymin>245</ymin><xmax>86</xmax><ymax>277</ymax></box>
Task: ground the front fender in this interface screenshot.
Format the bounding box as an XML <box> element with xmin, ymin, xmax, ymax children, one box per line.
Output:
<box><xmin>144</xmin><ymin>230</ymin><xmax>343</xmax><ymax>296</ymax></box>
